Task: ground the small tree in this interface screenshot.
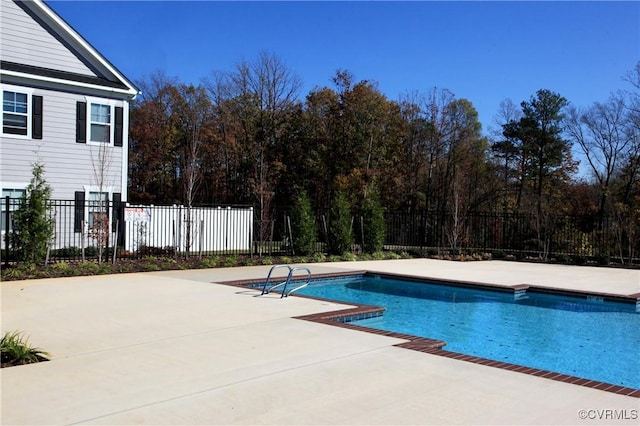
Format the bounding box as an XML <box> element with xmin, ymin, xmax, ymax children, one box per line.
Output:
<box><xmin>361</xmin><ymin>190</ymin><xmax>385</xmax><ymax>254</ymax></box>
<box><xmin>327</xmin><ymin>191</ymin><xmax>353</xmax><ymax>255</ymax></box>
<box><xmin>290</xmin><ymin>191</ymin><xmax>317</xmax><ymax>255</ymax></box>
<box><xmin>11</xmin><ymin>161</ymin><xmax>54</xmax><ymax>265</ymax></box>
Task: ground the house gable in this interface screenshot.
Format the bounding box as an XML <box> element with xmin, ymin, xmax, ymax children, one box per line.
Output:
<box><xmin>0</xmin><ymin>0</ymin><xmax>138</xmax><ymax>97</ymax></box>
<box><xmin>1</xmin><ymin>0</ymin><xmax>137</xmax><ymax>204</ymax></box>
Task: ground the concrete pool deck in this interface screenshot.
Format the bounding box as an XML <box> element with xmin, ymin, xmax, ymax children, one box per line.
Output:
<box><xmin>1</xmin><ymin>259</ymin><xmax>639</xmax><ymax>425</ymax></box>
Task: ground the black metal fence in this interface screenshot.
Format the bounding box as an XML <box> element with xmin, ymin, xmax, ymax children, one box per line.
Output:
<box><xmin>2</xmin><ymin>197</ymin><xmax>638</xmax><ymax>265</ymax></box>
<box><xmin>382</xmin><ymin>209</ymin><xmax>638</xmax><ymax>264</ymax></box>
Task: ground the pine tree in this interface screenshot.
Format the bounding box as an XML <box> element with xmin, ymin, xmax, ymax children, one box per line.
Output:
<box><xmin>290</xmin><ymin>191</ymin><xmax>317</xmax><ymax>255</ymax></box>
<box><xmin>361</xmin><ymin>190</ymin><xmax>385</xmax><ymax>254</ymax></box>
<box><xmin>327</xmin><ymin>191</ymin><xmax>353</xmax><ymax>255</ymax></box>
<box><xmin>12</xmin><ymin>161</ymin><xmax>54</xmax><ymax>265</ymax></box>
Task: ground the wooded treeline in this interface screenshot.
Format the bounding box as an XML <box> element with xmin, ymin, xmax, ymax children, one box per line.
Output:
<box><xmin>128</xmin><ymin>53</ymin><xmax>640</xmax><ymax>233</ymax></box>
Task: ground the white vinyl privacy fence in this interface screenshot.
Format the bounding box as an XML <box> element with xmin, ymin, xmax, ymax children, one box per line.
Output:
<box><xmin>123</xmin><ymin>205</ymin><xmax>253</xmax><ymax>253</ymax></box>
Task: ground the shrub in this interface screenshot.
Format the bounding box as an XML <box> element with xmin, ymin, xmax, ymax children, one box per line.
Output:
<box><xmin>10</xmin><ymin>161</ymin><xmax>54</xmax><ymax>265</ymax></box>
<box><xmin>572</xmin><ymin>255</ymin><xmax>587</xmax><ymax>265</ymax></box>
<box><xmin>492</xmin><ymin>250</ymin><xmax>506</xmax><ymax>259</ymax></box>
<box><xmin>290</xmin><ymin>191</ymin><xmax>317</xmax><ymax>256</ymax></box>
<box><xmin>84</xmin><ymin>246</ymin><xmax>99</xmax><ymax>258</ymax></box>
<box><xmin>327</xmin><ymin>191</ymin><xmax>353</xmax><ymax>255</ymax></box>
<box><xmin>52</xmin><ymin>261</ymin><xmax>70</xmax><ymax>271</ymax></box>
<box><xmin>50</xmin><ymin>246</ymin><xmax>81</xmax><ymax>259</ymax></box>
<box><xmin>311</xmin><ymin>252</ymin><xmax>327</xmax><ymax>263</ymax></box>
<box><xmin>1</xmin><ymin>331</ymin><xmax>50</xmax><ymax>367</ymax></box>
<box><xmin>222</xmin><ymin>256</ymin><xmax>238</xmax><ymax>267</ymax></box>
<box><xmin>360</xmin><ymin>191</ymin><xmax>385</xmax><ymax>254</ymax></box>
<box><xmin>426</xmin><ymin>248</ymin><xmax>439</xmax><ymax>257</ymax></box>
<box><xmin>341</xmin><ymin>252</ymin><xmax>357</xmax><ymax>261</ymax></box>
<box><xmin>385</xmin><ymin>251</ymin><xmax>401</xmax><ymax>260</ymax></box>
<box><xmin>200</xmin><ymin>257</ymin><xmax>219</xmax><ymax>268</ymax></box>
<box><xmin>400</xmin><ymin>251</ymin><xmax>412</xmax><ymax>259</ymax></box>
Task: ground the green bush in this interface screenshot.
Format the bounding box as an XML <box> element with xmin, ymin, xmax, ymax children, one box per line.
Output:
<box><xmin>84</xmin><ymin>246</ymin><xmax>99</xmax><ymax>258</ymax></box>
<box><xmin>400</xmin><ymin>251</ymin><xmax>412</xmax><ymax>259</ymax></box>
<box><xmin>50</xmin><ymin>246</ymin><xmax>81</xmax><ymax>258</ymax></box>
<box><xmin>11</xmin><ymin>161</ymin><xmax>54</xmax><ymax>265</ymax></box>
<box><xmin>222</xmin><ymin>256</ymin><xmax>238</xmax><ymax>267</ymax></box>
<box><xmin>341</xmin><ymin>252</ymin><xmax>357</xmax><ymax>261</ymax></box>
<box><xmin>327</xmin><ymin>191</ymin><xmax>353</xmax><ymax>255</ymax></box>
<box><xmin>385</xmin><ymin>251</ymin><xmax>402</xmax><ymax>260</ymax></box>
<box><xmin>360</xmin><ymin>191</ymin><xmax>385</xmax><ymax>254</ymax></box>
<box><xmin>200</xmin><ymin>257</ymin><xmax>219</xmax><ymax>268</ymax></box>
<box><xmin>572</xmin><ymin>255</ymin><xmax>587</xmax><ymax>265</ymax></box>
<box><xmin>1</xmin><ymin>331</ymin><xmax>50</xmax><ymax>367</ymax></box>
<box><xmin>290</xmin><ymin>191</ymin><xmax>317</xmax><ymax>255</ymax></box>
<box><xmin>311</xmin><ymin>252</ymin><xmax>327</xmax><ymax>263</ymax></box>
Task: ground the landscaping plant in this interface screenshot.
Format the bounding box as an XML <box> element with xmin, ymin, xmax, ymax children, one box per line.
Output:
<box><xmin>1</xmin><ymin>331</ymin><xmax>50</xmax><ymax>367</ymax></box>
<box><xmin>360</xmin><ymin>190</ymin><xmax>385</xmax><ymax>254</ymax></box>
<box><xmin>10</xmin><ymin>161</ymin><xmax>54</xmax><ymax>265</ymax></box>
<box><xmin>327</xmin><ymin>191</ymin><xmax>353</xmax><ymax>255</ymax></box>
<box><xmin>290</xmin><ymin>191</ymin><xmax>317</xmax><ymax>255</ymax></box>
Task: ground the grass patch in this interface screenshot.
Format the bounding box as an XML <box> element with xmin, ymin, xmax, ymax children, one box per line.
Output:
<box><xmin>1</xmin><ymin>331</ymin><xmax>50</xmax><ymax>368</ymax></box>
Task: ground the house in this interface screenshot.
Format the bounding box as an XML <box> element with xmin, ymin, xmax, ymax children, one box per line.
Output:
<box><xmin>1</xmin><ymin>0</ymin><xmax>139</xmax><ymax>246</ymax></box>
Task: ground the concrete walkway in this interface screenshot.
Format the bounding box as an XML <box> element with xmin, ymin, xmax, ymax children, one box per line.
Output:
<box><xmin>1</xmin><ymin>260</ymin><xmax>639</xmax><ymax>425</ymax></box>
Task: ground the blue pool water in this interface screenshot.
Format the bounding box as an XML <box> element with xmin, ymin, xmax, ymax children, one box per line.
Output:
<box><xmin>293</xmin><ymin>274</ymin><xmax>640</xmax><ymax>389</ymax></box>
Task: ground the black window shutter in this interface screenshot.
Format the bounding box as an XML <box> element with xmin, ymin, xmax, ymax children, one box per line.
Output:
<box><xmin>74</xmin><ymin>191</ymin><xmax>85</xmax><ymax>232</ymax></box>
<box><xmin>112</xmin><ymin>192</ymin><xmax>121</xmax><ymax>232</ymax></box>
<box><xmin>32</xmin><ymin>95</ymin><xmax>43</xmax><ymax>139</ymax></box>
<box><xmin>76</xmin><ymin>102</ymin><xmax>86</xmax><ymax>143</ymax></box>
<box><xmin>112</xmin><ymin>192</ymin><xmax>125</xmax><ymax>245</ymax></box>
<box><xmin>114</xmin><ymin>107</ymin><xmax>123</xmax><ymax>147</ymax></box>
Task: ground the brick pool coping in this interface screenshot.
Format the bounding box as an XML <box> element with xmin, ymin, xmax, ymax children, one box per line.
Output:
<box><xmin>218</xmin><ymin>271</ymin><xmax>640</xmax><ymax>399</ymax></box>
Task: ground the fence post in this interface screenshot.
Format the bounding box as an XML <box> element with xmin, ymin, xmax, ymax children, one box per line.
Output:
<box><xmin>4</xmin><ymin>196</ymin><xmax>9</xmax><ymax>267</ymax></box>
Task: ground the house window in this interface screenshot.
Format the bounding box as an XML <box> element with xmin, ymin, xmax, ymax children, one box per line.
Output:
<box><xmin>87</xmin><ymin>191</ymin><xmax>109</xmax><ymax>228</ymax></box>
<box><xmin>1</xmin><ymin>188</ymin><xmax>26</xmax><ymax>232</ymax></box>
<box><xmin>90</xmin><ymin>103</ymin><xmax>111</xmax><ymax>143</ymax></box>
<box><xmin>76</xmin><ymin>99</ymin><xmax>123</xmax><ymax>146</ymax></box>
<box><xmin>2</xmin><ymin>91</ymin><xmax>28</xmax><ymax>136</ymax></box>
<box><xmin>74</xmin><ymin>190</ymin><xmax>122</xmax><ymax>234</ymax></box>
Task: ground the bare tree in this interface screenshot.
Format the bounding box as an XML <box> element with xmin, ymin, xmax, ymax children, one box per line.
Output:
<box><xmin>88</xmin><ymin>132</ymin><xmax>115</xmax><ymax>263</ymax></box>
<box><xmin>170</xmin><ymin>84</ymin><xmax>212</xmax><ymax>256</ymax></box>
<box><xmin>566</xmin><ymin>95</ymin><xmax>632</xmax><ymax>216</ymax></box>
<box><xmin>226</xmin><ymin>51</ymin><xmax>302</xmax><ymax>255</ymax></box>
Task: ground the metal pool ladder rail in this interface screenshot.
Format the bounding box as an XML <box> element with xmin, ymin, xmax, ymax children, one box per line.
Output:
<box><xmin>260</xmin><ymin>265</ymin><xmax>312</xmax><ymax>298</ymax></box>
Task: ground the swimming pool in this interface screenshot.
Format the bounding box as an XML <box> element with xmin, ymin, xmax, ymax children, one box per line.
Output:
<box><xmin>292</xmin><ymin>274</ymin><xmax>640</xmax><ymax>390</ymax></box>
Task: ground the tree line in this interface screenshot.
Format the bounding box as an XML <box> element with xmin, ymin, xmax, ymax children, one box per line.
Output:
<box><xmin>128</xmin><ymin>53</ymin><xmax>639</xmax><ymax>231</ymax></box>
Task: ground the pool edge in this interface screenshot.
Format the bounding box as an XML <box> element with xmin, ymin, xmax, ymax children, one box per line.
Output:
<box><xmin>217</xmin><ymin>271</ymin><xmax>640</xmax><ymax>399</ymax></box>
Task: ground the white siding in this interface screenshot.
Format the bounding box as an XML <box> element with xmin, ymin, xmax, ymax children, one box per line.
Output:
<box><xmin>0</xmin><ymin>86</ymin><xmax>127</xmax><ymax>200</ymax></box>
<box><xmin>1</xmin><ymin>0</ymin><xmax>95</xmax><ymax>76</ymax></box>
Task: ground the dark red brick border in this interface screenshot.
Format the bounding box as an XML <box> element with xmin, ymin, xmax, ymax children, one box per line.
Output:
<box><xmin>217</xmin><ymin>273</ymin><xmax>640</xmax><ymax>398</ymax></box>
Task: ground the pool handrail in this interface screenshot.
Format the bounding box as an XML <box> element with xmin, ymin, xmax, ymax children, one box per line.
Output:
<box><xmin>261</xmin><ymin>264</ymin><xmax>292</xmax><ymax>295</ymax></box>
<box><xmin>261</xmin><ymin>265</ymin><xmax>312</xmax><ymax>298</ymax></box>
<box><xmin>282</xmin><ymin>267</ymin><xmax>312</xmax><ymax>298</ymax></box>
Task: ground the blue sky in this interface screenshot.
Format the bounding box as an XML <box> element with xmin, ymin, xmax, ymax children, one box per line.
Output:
<box><xmin>48</xmin><ymin>1</ymin><xmax>639</xmax><ymax>136</ymax></box>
